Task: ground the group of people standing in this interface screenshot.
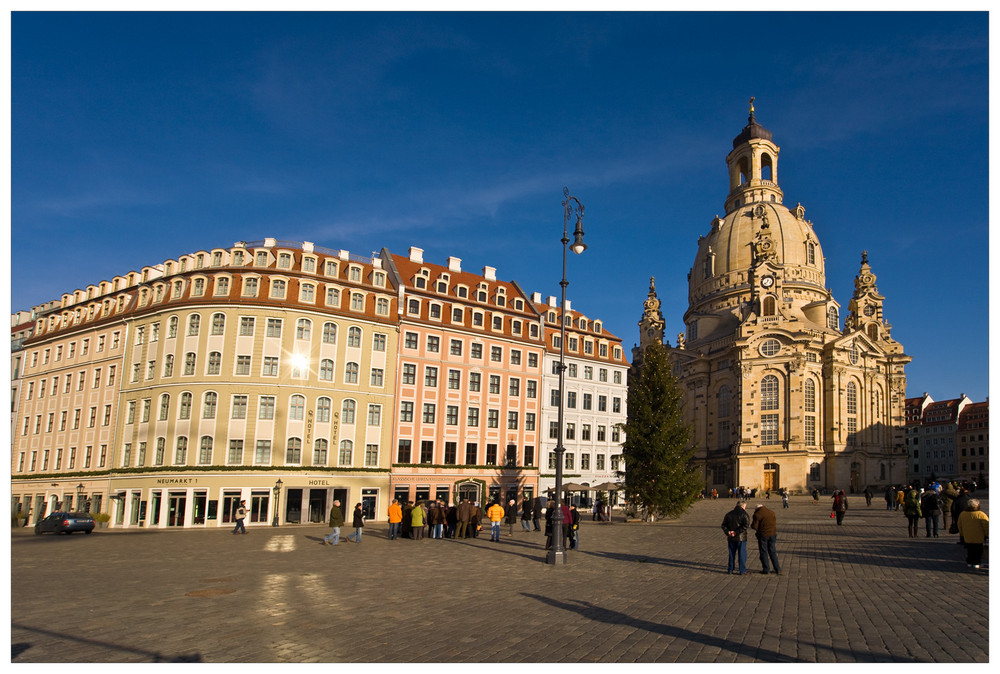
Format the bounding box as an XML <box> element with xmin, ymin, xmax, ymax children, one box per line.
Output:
<box><xmin>721</xmin><ymin>501</ymin><xmax>781</xmax><ymax>575</ymax></box>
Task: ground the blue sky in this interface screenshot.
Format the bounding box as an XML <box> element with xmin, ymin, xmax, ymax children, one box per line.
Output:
<box><xmin>10</xmin><ymin>11</ymin><xmax>989</xmax><ymax>402</ymax></box>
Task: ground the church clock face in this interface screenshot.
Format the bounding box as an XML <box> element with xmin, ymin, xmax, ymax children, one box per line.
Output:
<box><xmin>864</xmin><ymin>305</ymin><xmax>875</xmax><ymax>317</ymax></box>
<box><xmin>761</xmin><ymin>275</ymin><xmax>774</xmax><ymax>288</ymax></box>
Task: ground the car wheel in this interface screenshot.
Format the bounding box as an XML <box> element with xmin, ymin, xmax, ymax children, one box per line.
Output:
<box><xmin>85</xmin><ymin>530</ymin><xmax>92</xmax><ymax>534</ymax></box>
<box><xmin>33</xmin><ymin>527</ymin><xmax>41</xmax><ymax>535</ymax></box>
<box><xmin>63</xmin><ymin>530</ymin><xmax>72</xmax><ymax>535</ymax></box>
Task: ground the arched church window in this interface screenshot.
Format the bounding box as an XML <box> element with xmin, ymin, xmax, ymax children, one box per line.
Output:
<box><xmin>827</xmin><ymin>306</ymin><xmax>839</xmax><ymax>330</ymax></box>
<box><xmin>762</xmin><ymin>296</ymin><xmax>776</xmax><ymax>316</ymax></box>
<box><xmin>807</xmin><ymin>242</ymin><xmax>816</xmax><ymax>265</ymax></box>
<box><xmin>804</xmin><ymin>379</ymin><xmax>816</xmax><ymax>413</ymax></box>
<box><xmin>867</xmin><ymin>324</ymin><xmax>879</xmax><ymax>341</ymax></box>
<box><xmin>718</xmin><ymin>385</ymin><xmax>731</xmax><ymax>418</ymax></box>
<box><xmin>738</xmin><ymin>156</ymin><xmax>750</xmax><ymax>185</ymax></box>
<box><xmin>761</xmin><ymin>375</ymin><xmax>779</xmax><ymax>411</ymax></box>
<box><xmin>761</xmin><ymin>153</ymin><xmax>773</xmax><ymax>181</ymax></box>
<box><xmin>846</xmin><ymin>381</ymin><xmax>857</xmax><ymax>415</ymax></box>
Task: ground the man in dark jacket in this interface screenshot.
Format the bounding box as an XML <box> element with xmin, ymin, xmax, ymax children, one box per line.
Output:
<box><xmin>920</xmin><ymin>488</ymin><xmax>941</xmax><ymax>538</ymax></box>
<box><xmin>323</xmin><ymin>499</ymin><xmax>345</xmax><ymax>546</ymax></box>
<box><xmin>721</xmin><ymin>501</ymin><xmax>751</xmax><ymax>574</ymax></box>
<box><xmin>750</xmin><ymin>504</ymin><xmax>781</xmax><ymax>575</ymax></box>
<box><xmin>456</xmin><ymin>499</ymin><xmax>472</xmax><ymax>539</ymax></box>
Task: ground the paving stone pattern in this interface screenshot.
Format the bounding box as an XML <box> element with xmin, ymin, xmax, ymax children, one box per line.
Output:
<box><xmin>10</xmin><ymin>495</ymin><xmax>988</xmax><ymax>663</ymax></box>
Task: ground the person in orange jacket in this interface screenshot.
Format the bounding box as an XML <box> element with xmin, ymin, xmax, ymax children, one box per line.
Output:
<box><xmin>486</xmin><ymin>501</ymin><xmax>505</xmax><ymax>542</ymax></box>
<box><xmin>387</xmin><ymin>499</ymin><xmax>403</xmax><ymax>540</ymax></box>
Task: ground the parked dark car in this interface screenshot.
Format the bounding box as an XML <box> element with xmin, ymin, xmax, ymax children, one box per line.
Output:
<box><xmin>34</xmin><ymin>512</ymin><xmax>96</xmax><ymax>535</ymax></box>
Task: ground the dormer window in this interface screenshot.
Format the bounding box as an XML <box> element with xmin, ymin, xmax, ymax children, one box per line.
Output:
<box><xmin>213</xmin><ymin>252</ymin><xmax>223</xmax><ymax>266</ymax></box>
<box><xmin>594</xmin><ymin>321</ymin><xmax>602</xmax><ymax>333</ymax></box>
<box><xmin>325</xmin><ymin>260</ymin><xmax>338</xmax><ymax>276</ymax></box>
<box><xmin>349</xmin><ymin>266</ymin><xmax>362</xmax><ymax>282</ymax></box>
<box><xmin>255</xmin><ymin>251</ymin><xmax>268</xmax><ymax>266</ymax></box>
<box><xmin>276</xmin><ymin>251</ymin><xmax>291</xmax><ymax>268</ymax></box>
<box><xmin>456</xmin><ymin>286</ymin><xmax>468</xmax><ymax>298</ymax></box>
<box><xmin>302</xmin><ymin>257</ymin><xmax>316</xmax><ymax>272</ymax></box>
<box><xmin>429</xmin><ymin>303</ymin><xmax>442</xmax><ymax>320</ymax></box>
<box><xmin>548</xmin><ymin>311</ymin><xmax>556</xmax><ymax>323</ymax></box>
<box><xmin>173</xmin><ymin>281</ymin><xmax>183</xmax><ymax>299</ymax></box>
<box><xmin>407</xmin><ymin>299</ymin><xmax>420</xmax><ymax>315</ymax></box>
<box><xmin>477</xmin><ymin>289</ymin><xmax>487</xmax><ymax>302</ymax></box>
<box><xmin>193</xmin><ymin>278</ymin><xmax>205</xmax><ymax>296</ymax></box>
<box><xmin>232</xmin><ymin>251</ymin><xmax>244</xmax><ymax>265</ymax></box>
<box><xmin>373</xmin><ymin>271</ymin><xmax>386</xmax><ymax>287</ymax></box>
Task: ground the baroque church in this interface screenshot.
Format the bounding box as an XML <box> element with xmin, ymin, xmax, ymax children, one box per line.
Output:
<box><xmin>635</xmin><ymin>104</ymin><xmax>910</xmax><ymax>494</ymax></box>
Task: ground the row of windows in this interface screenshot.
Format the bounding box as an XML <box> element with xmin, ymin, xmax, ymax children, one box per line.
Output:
<box><xmin>551</xmin><ymin>334</ymin><xmax>620</xmax><ymax>360</ymax></box>
<box><xmin>548</xmin><ymin>452</ymin><xmax>621</xmax><ymax>471</ymax></box>
<box><xmin>119</xmin><ymin>437</ymin><xmax>379</xmax><ymax>468</ymax></box>
<box><xmin>405</xmin><ymin>300</ymin><xmax>539</xmax><ymax>338</ymax></box>
<box><xmin>125</xmin><ymin>394</ymin><xmax>383</xmax><ymax>425</ymax></box>
<box><xmin>27</xmin><ymin>332</ymin><xmax>122</xmax><ymax>368</ymax></box>
<box><xmin>129</xmin><ymin>353</ymin><xmax>384</xmax><ymax>385</ymax></box>
<box><xmin>547</xmin><ymin>421</ymin><xmax>621</xmax><ymax>443</ymax></box>
<box><xmin>16</xmin><ymin>445</ymin><xmax>108</xmax><ymax>472</ymax></box>
<box><xmin>544</xmin><ymin>311</ymin><xmax>603</xmax><ymax>335</ymax></box>
<box><xmin>137</xmin><ymin>315</ymin><xmax>382</xmax><ymax>347</ymax></box>
<box><xmin>398</xmin><ymin>402</ymin><xmax>535</xmax><ymax>430</ymax></box>
<box><xmin>396</xmin><ymin>440</ymin><xmax>532</xmax><ymax>466</ymax></box>
<box><xmin>410</xmin><ymin>270</ymin><xmax>519</xmax><ymax>309</ymax></box>
<box><xmin>549</xmin><ymin>390</ymin><xmax>622</xmax><ymax>413</ymax></box>
<box><xmin>138</xmin><ymin>273</ymin><xmax>391</xmax><ymax>313</ymax></box>
<box><xmin>23</xmin><ymin>365</ymin><xmax>118</xmax><ymax>399</ymax></box>
<box><xmin>550</xmin><ymin>361</ymin><xmax>623</xmax><ymax>383</ymax></box>
<box><xmin>401</xmin><ymin>365</ymin><xmax>536</xmax><ymax>396</ymax></box>
<box><xmin>401</xmin><ymin>332</ymin><xmax>539</xmax><ymax>365</ymax></box>
<box><xmin>22</xmin><ymin>405</ymin><xmax>112</xmax><ymax>435</ymax></box>
<box><xmin>154</xmin><ymin>248</ymin><xmax>378</xmax><ymax>282</ymax></box>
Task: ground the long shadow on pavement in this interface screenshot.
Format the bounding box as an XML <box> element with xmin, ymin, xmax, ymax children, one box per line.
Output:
<box><xmin>520</xmin><ymin>593</ymin><xmax>922</xmax><ymax>663</ymax></box>
<box><xmin>577</xmin><ymin>548</ymin><xmax>722</xmax><ymax>573</ymax></box>
<box><xmin>521</xmin><ymin>592</ymin><xmax>799</xmax><ymax>662</ymax></box>
<box><xmin>11</xmin><ymin>623</ymin><xmax>202</xmax><ymax>662</ymax></box>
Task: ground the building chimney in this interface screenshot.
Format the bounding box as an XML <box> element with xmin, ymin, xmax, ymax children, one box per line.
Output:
<box><xmin>409</xmin><ymin>247</ymin><xmax>424</xmax><ymax>263</ymax></box>
<box><xmin>482</xmin><ymin>266</ymin><xmax>496</xmax><ymax>281</ymax></box>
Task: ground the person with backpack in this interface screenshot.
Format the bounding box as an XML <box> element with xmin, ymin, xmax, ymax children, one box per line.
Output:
<box><xmin>903</xmin><ymin>485</ymin><xmax>922</xmax><ymax>538</ymax></box>
<box><xmin>831</xmin><ymin>490</ymin><xmax>848</xmax><ymax>525</ymax></box>
<box><xmin>920</xmin><ymin>488</ymin><xmax>941</xmax><ymax>538</ymax></box>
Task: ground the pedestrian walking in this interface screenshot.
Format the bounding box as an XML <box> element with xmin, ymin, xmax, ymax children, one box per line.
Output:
<box><xmin>387</xmin><ymin>499</ymin><xmax>402</xmax><ymax>540</ymax></box>
<box><xmin>568</xmin><ymin>504</ymin><xmax>581</xmax><ymax>550</ymax></box>
<box><xmin>956</xmin><ymin>498</ymin><xmax>989</xmax><ymax>569</ymax></box>
<box><xmin>487</xmin><ymin>500</ymin><xmax>505</xmax><ymax>541</ymax></box>
<box><xmin>781</xmin><ymin>490</ymin><xmax>789</xmax><ymax>509</ymax></box>
<box><xmin>864</xmin><ymin>486</ymin><xmax>873</xmax><ymax>507</ymax></box>
<box><xmin>232</xmin><ymin>500</ymin><xmax>248</xmax><ymax>535</ymax></box>
<box><xmin>505</xmin><ymin>499</ymin><xmax>518</xmax><ymax>535</ymax></box>
<box><xmin>895</xmin><ymin>488</ymin><xmax>905</xmax><ymax>511</ymax></box>
<box><xmin>920</xmin><ymin>488</ymin><xmax>941</xmax><ymax>538</ymax></box>
<box><xmin>903</xmin><ymin>484</ymin><xmax>922</xmax><ymax>538</ymax></box>
<box><xmin>520</xmin><ymin>497</ymin><xmax>532</xmax><ymax>532</ymax></box>
<box><xmin>832</xmin><ymin>490</ymin><xmax>848</xmax><ymax>525</ymax></box>
<box><xmin>750</xmin><ymin>504</ymin><xmax>781</xmax><ymax>575</ymax></box>
<box><xmin>950</xmin><ymin>487</ymin><xmax>971</xmax><ymax>538</ymax></box>
<box><xmin>532</xmin><ymin>497</ymin><xmax>542</xmax><ymax>531</ymax></box>
<box><xmin>884</xmin><ymin>485</ymin><xmax>895</xmax><ymax>511</ymax></box>
<box><xmin>721</xmin><ymin>501</ymin><xmax>751</xmax><ymax>574</ymax></box>
<box><xmin>323</xmin><ymin>499</ymin><xmax>345</xmax><ymax>545</ymax></box>
<box><xmin>346</xmin><ymin>503</ymin><xmax>364</xmax><ymax>543</ymax></box>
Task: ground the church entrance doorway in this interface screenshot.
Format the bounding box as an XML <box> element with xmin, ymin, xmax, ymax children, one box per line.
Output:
<box><xmin>763</xmin><ymin>463</ymin><xmax>779</xmax><ymax>491</ymax></box>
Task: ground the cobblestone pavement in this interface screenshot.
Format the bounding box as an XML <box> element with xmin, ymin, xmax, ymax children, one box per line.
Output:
<box><xmin>10</xmin><ymin>494</ymin><xmax>989</xmax><ymax>663</ymax></box>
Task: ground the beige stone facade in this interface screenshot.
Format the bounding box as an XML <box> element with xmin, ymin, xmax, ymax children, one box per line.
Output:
<box><xmin>638</xmin><ymin>109</ymin><xmax>910</xmax><ymax>495</ymax></box>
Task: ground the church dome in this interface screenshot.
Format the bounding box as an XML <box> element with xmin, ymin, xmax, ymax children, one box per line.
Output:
<box><xmin>684</xmin><ymin>106</ymin><xmax>832</xmax><ymax>340</ymax></box>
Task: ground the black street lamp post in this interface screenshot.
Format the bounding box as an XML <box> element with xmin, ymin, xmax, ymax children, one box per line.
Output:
<box><xmin>547</xmin><ymin>187</ymin><xmax>587</xmax><ymax>565</ymax></box>
<box><xmin>271</xmin><ymin>478</ymin><xmax>283</xmax><ymax>527</ymax></box>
